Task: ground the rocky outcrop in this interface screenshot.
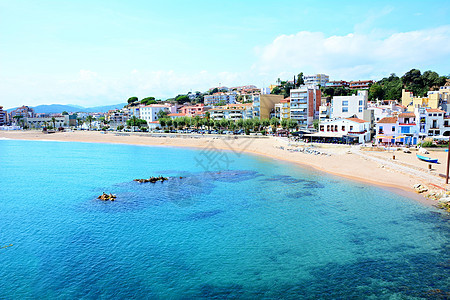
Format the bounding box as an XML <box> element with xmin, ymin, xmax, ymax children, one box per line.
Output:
<box><xmin>98</xmin><ymin>193</ymin><xmax>117</xmax><ymax>201</ymax></box>
<box><xmin>133</xmin><ymin>176</ymin><xmax>168</xmax><ymax>183</ymax></box>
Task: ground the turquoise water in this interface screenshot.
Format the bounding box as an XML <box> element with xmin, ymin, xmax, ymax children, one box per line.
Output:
<box><xmin>0</xmin><ymin>139</ymin><xmax>448</xmax><ymax>299</ymax></box>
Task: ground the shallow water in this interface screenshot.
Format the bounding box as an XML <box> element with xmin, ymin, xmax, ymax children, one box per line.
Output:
<box><xmin>0</xmin><ymin>140</ymin><xmax>448</xmax><ymax>298</ymax></box>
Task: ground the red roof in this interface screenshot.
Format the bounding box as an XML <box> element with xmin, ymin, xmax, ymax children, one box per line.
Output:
<box><xmin>398</xmin><ymin>113</ymin><xmax>415</xmax><ymax>118</ymax></box>
<box><xmin>426</xmin><ymin>109</ymin><xmax>445</xmax><ymax>113</ymax></box>
<box><xmin>378</xmin><ymin>117</ymin><xmax>398</xmax><ymax>123</ymax></box>
<box><xmin>346</xmin><ymin>118</ymin><xmax>368</xmax><ymax>123</ymax></box>
<box><xmin>168</xmin><ymin>113</ymin><xmax>186</xmax><ymax>117</ymax></box>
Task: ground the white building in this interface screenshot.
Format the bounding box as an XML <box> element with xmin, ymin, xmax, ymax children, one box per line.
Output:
<box><xmin>25</xmin><ymin>115</ymin><xmax>69</xmax><ymax>128</ymax></box>
<box><xmin>319</xmin><ymin>104</ymin><xmax>331</xmax><ymax>121</ymax></box>
<box><xmin>318</xmin><ymin>118</ymin><xmax>370</xmax><ymax>143</ymax></box>
<box><xmin>209</xmin><ymin>104</ymin><xmax>253</xmax><ymax>120</ymax></box>
<box><xmin>416</xmin><ymin>108</ymin><xmax>447</xmax><ymax>137</ymax></box>
<box><xmin>204</xmin><ymin>92</ymin><xmax>237</xmax><ymax>106</ymax></box>
<box><xmin>140</xmin><ymin>104</ymin><xmax>177</xmax><ymax>124</ymax></box>
<box><xmin>303</xmin><ymin>74</ymin><xmax>329</xmax><ymax>86</ymax></box>
<box><xmin>331</xmin><ymin>90</ymin><xmax>368</xmax><ymax>119</ymax></box>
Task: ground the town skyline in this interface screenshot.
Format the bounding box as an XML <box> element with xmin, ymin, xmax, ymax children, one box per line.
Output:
<box><xmin>1</xmin><ymin>0</ymin><xmax>449</xmax><ymax>109</ymax></box>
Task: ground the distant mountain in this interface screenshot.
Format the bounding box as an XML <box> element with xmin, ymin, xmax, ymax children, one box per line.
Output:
<box><xmin>7</xmin><ymin>103</ymin><xmax>127</xmax><ymax>114</ymax></box>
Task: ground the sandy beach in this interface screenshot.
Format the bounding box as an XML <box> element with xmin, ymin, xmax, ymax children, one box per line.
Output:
<box><xmin>1</xmin><ymin>130</ymin><xmax>448</xmax><ymax>205</ymax></box>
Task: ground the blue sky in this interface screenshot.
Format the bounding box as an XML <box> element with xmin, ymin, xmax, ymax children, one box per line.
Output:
<box><xmin>1</xmin><ymin>0</ymin><xmax>449</xmax><ymax>108</ymax></box>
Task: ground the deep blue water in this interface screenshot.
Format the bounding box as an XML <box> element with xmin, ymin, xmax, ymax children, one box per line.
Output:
<box><xmin>0</xmin><ymin>139</ymin><xmax>448</xmax><ymax>299</ymax></box>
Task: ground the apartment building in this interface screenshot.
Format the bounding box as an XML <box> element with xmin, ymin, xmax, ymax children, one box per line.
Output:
<box><xmin>252</xmin><ymin>94</ymin><xmax>284</xmax><ymax>119</ymax></box>
<box><xmin>0</xmin><ymin>106</ymin><xmax>7</xmax><ymax>125</ymax></box>
<box><xmin>140</xmin><ymin>104</ymin><xmax>177</xmax><ymax>124</ymax></box>
<box><xmin>324</xmin><ymin>81</ymin><xmax>349</xmax><ymax>88</ymax></box>
<box><xmin>289</xmin><ymin>86</ymin><xmax>321</xmax><ymax>126</ymax></box>
<box><xmin>25</xmin><ymin>115</ymin><xmax>70</xmax><ymax>129</ymax></box>
<box><xmin>10</xmin><ymin>105</ymin><xmax>35</xmax><ymax>120</ymax></box>
<box><xmin>106</xmin><ymin>109</ymin><xmax>130</xmax><ymax>124</ymax></box>
<box><xmin>303</xmin><ymin>74</ymin><xmax>329</xmax><ymax>86</ymax></box>
<box><xmin>209</xmin><ymin>103</ymin><xmax>253</xmax><ymax>120</ymax></box>
<box><xmin>204</xmin><ymin>93</ymin><xmax>237</xmax><ymax>106</ymax></box>
<box><xmin>179</xmin><ymin>104</ymin><xmax>205</xmax><ymax>117</ymax></box>
<box><xmin>349</xmin><ymin>80</ymin><xmax>374</xmax><ymax>89</ymax></box>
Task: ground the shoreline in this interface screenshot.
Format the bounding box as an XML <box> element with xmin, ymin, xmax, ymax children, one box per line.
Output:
<box><xmin>1</xmin><ymin>130</ymin><xmax>447</xmax><ymax>207</ymax></box>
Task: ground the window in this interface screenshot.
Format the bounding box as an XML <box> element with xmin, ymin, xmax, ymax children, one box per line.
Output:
<box><xmin>434</xmin><ymin>113</ymin><xmax>437</xmax><ymax>116</ymax></box>
<box><xmin>342</xmin><ymin>107</ymin><xmax>348</xmax><ymax>113</ymax></box>
<box><xmin>350</xmin><ymin>126</ymin><xmax>353</xmax><ymax>131</ymax></box>
<box><xmin>359</xmin><ymin>100</ymin><xmax>363</xmax><ymax>105</ymax></box>
<box><xmin>359</xmin><ymin>107</ymin><xmax>363</xmax><ymax>112</ymax></box>
<box><xmin>342</xmin><ymin>126</ymin><xmax>345</xmax><ymax>131</ymax></box>
<box><xmin>392</xmin><ymin>126</ymin><xmax>395</xmax><ymax>131</ymax></box>
<box><xmin>342</xmin><ymin>101</ymin><xmax>348</xmax><ymax>106</ymax></box>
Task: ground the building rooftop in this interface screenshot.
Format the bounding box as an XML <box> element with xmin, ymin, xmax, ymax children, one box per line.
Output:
<box><xmin>426</xmin><ymin>109</ymin><xmax>446</xmax><ymax>113</ymax></box>
<box><xmin>398</xmin><ymin>113</ymin><xmax>416</xmax><ymax>118</ymax></box>
<box><xmin>378</xmin><ymin>117</ymin><xmax>398</xmax><ymax>124</ymax></box>
<box><xmin>346</xmin><ymin>118</ymin><xmax>368</xmax><ymax>123</ymax></box>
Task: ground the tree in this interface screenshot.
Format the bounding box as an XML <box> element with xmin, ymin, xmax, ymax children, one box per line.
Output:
<box><xmin>237</xmin><ymin>119</ymin><xmax>244</xmax><ymax>130</ymax></box>
<box><xmin>271</xmin><ymin>86</ymin><xmax>282</xmax><ymax>95</ymax></box>
<box><xmin>369</xmin><ymin>83</ymin><xmax>384</xmax><ymax>101</ymax></box>
<box><xmin>159</xmin><ymin>118</ymin><xmax>167</xmax><ymax>128</ymax></box>
<box><xmin>141</xmin><ymin>97</ymin><xmax>157</xmax><ymax>105</ymax></box>
<box><xmin>166</xmin><ymin>118</ymin><xmax>173</xmax><ymax>129</ymax></box>
<box><xmin>175</xmin><ymin>95</ymin><xmax>189</xmax><ymax>104</ymax></box>
<box><xmin>270</xmin><ymin>117</ymin><xmax>280</xmax><ymax>128</ymax></box>
<box><xmin>288</xmin><ymin>119</ymin><xmax>297</xmax><ymax>130</ymax></box>
<box><xmin>13</xmin><ymin>115</ymin><xmax>23</xmax><ymax>127</ymax></box>
<box><xmin>128</xmin><ymin>96</ymin><xmax>138</xmax><ymax>104</ymax></box>
<box><xmin>281</xmin><ymin>119</ymin><xmax>288</xmax><ymax>129</ymax></box>
<box><xmin>62</xmin><ymin>111</ymin><xmax>68</xmax><ymax>115</ymax></box>
<box><xmin>261</xmin><ymin>118</ymin><xmax>270</xmax><ymax>128</ymax></box>
<box><xmin>313</xmin><ymin>119</ymin><xmax>319</xmax><ymax>130</ymax></box>
<box><xmin>296</xmin><ymin>72</ymin><xmax>304</xmax><ymax>87</ymax></box>
<box><xmin>157</xmin><ymin>110</ymin><xmax>168</xmax><ymax>119</ymax></box>
<box><xmin>126</xmin><ymin>116</ymin><xmax>147</xmax><ymax>128</ymax></box>
<box><xmin>85</xmin><ymin>116</ymin><xmax>94</xmax><ymax>130</ymax></box>
<box><xmin>76</xmin><ymin>118</ymin><xmax>82</xmax><ymax>128</ymax></box>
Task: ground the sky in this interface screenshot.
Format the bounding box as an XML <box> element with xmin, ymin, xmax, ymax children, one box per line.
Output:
<box><xmin>1</xmin><ymin>0</ymin><xmax>450</xmax><ymax>109</ymax></box>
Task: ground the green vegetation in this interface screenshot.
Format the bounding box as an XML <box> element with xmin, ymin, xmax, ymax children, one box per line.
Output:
<box><xmin>368</xmin><ymin>69</ymin><xmax>448</xmax><ymax>101</ymax></box>
<box><xmin>126</xmin><ymin>116</ymin><xmax>147</xmax><ymax>127</ymax></box>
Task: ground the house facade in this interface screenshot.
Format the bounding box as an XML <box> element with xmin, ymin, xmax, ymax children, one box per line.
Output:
<box><xmin>140</xmin><ymin>104</ymin><xmax>177</xmax><ymax>124</ymax></box>
<box><xmin>318</xmin><ymin>118</ymin><xmax>370</xmax><ymax>143</ymax></box>
<box><xmin>289</xmin><ymin>86</ymin><xmax>321</xmax><ymax>126</ymax></box>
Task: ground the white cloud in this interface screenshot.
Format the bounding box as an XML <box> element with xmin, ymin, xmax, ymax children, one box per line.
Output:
<box><xmin>255</xmin><ymin>26</ymin><xmax>450</xmax><ymax>80</ymax></box>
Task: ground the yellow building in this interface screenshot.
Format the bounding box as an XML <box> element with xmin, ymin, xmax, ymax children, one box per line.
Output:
<box><xmin>401</xmin><ymin>89</ymin><xmax>439</xmax><ymax>111</ymax></box>
<box><xmin>253</xmin><ymin>94</ymin><xmax>284</xmax><ymax>119</ymax></box>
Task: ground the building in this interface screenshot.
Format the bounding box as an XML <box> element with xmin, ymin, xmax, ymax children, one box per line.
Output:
<box><xmin>317</xmin><ymin>118</ymin><xmax>370</xmax><ymax>143</ymax></box>
<box><xmin>289</xmin><ymin>86</ymin><xmax>321</xmax><ymax>126</ymax></box>
<box><xmin>280</xmin><ymin>98</ymin><xmax>290</xmax><ymax>120</ymax></box>
<box><xmin>25</xmin><ymin>115</ymin><xmax>70</xmax><ymax>129</ymax></box>
<box><xmin>140</xmin><ymin>104</ymin><xmax>177</xmax><ymax>124</ymax></box>
<box><xmin>179</xmin><ymin>104</ymin><xmax>205</xmax><ymax>117</ymax></box>
<box><xmin>204</xmin><ymin>93</ymin><xmax>237</xmax><ymax>106</ymax></box>
<box><xmin>325</xmin><ymin>81</ymin><xmax>349</xmax><ymax>88</ymax></box>
<box><xmin>167</xmin><ymin>113</ymin><xmax>187</xmax><ymax>119</ymax></box>
<box><xmin>303</xmin><ymin>74</ymin><xmax>329</xmax><ymax>86</ymax></box>
<box><xmin>349</xmin><ymin>80</ymin><xmax>374</xmax><ymax>90</ymax></box>
<box><xmin>10</xmin><ymin>106</ymin><xmax>35</xmax><ymax>122</ymax></box>
<box><xmin>209</xmin><ymin>103</ymin><xmax>253</xmax><ymax>120</ymax></box>
<box><xmin>416</xmin><ymin>108</ymin><xmax>447</xmax><ymax>137</ymax></box>
<box><xmin>331</xmin><ymin>90</ymin><xmax>368</xmax><ymax>119</ymax></box>
<box><xmin>376</xmin><ymin>114</ymin><xmax>420</xmax><ymax>145</ymax></box>
<box><xmin>106</xmin><ymin>109</ymin><xmax>129</xmax><ymax>125</ymax></box>
<box><xmin>0</xmin><ymin>106</ymin><xmax>7</xmax><ymax>125</ymax></box>
<box><xmin>252</xmin><ymin>94</ymin><xmax>284</xmax><ymax>119</ymax></box>
<box><xmin>319</xmin><ymin>103</ymin><xmax>331</xmax><ymax>121</ymax></box>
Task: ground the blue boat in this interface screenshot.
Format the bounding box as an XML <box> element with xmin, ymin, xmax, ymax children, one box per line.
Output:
<box><xmin>416</xmin><ymin>154</ymin><xmax>439</xmax><ymax>163</ymax></box>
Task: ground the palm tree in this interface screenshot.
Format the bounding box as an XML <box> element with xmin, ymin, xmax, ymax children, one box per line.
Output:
<box><xmin>51</xmin><ymin>117</ymin><xmax>57</xmax><ymax>129</ymax></box>
<box><xmin>76</xmin><ymin>118</ymin><xmax>82</xmax><ymax>128</ymax></box>
<box><xmin>13</xmin><ymin>115</ymin><xmax>23</xmax><ymax>127</ymax></box>
<box><xmin>85</xmin><ymin>116</ymin><xmax>94</xmax><ymax>130</ymax></box>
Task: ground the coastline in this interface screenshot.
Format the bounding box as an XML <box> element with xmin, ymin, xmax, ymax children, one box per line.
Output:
<box><xmin>1</xmin><ymin>130</ymin><xmax>447</xmax><ymax>206</ymax></box>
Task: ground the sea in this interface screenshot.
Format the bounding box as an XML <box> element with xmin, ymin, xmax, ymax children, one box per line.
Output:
<box><xmin>0</xmin><ymin>139</ymin><xmax>448</xmax><ymax>299</ymax></box>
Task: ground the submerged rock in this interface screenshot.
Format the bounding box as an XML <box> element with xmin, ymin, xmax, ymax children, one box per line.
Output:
<box><xmin>133</xmin><ymin>176</ymin><xmax>169</xmax><ymax>183</ymax></box>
